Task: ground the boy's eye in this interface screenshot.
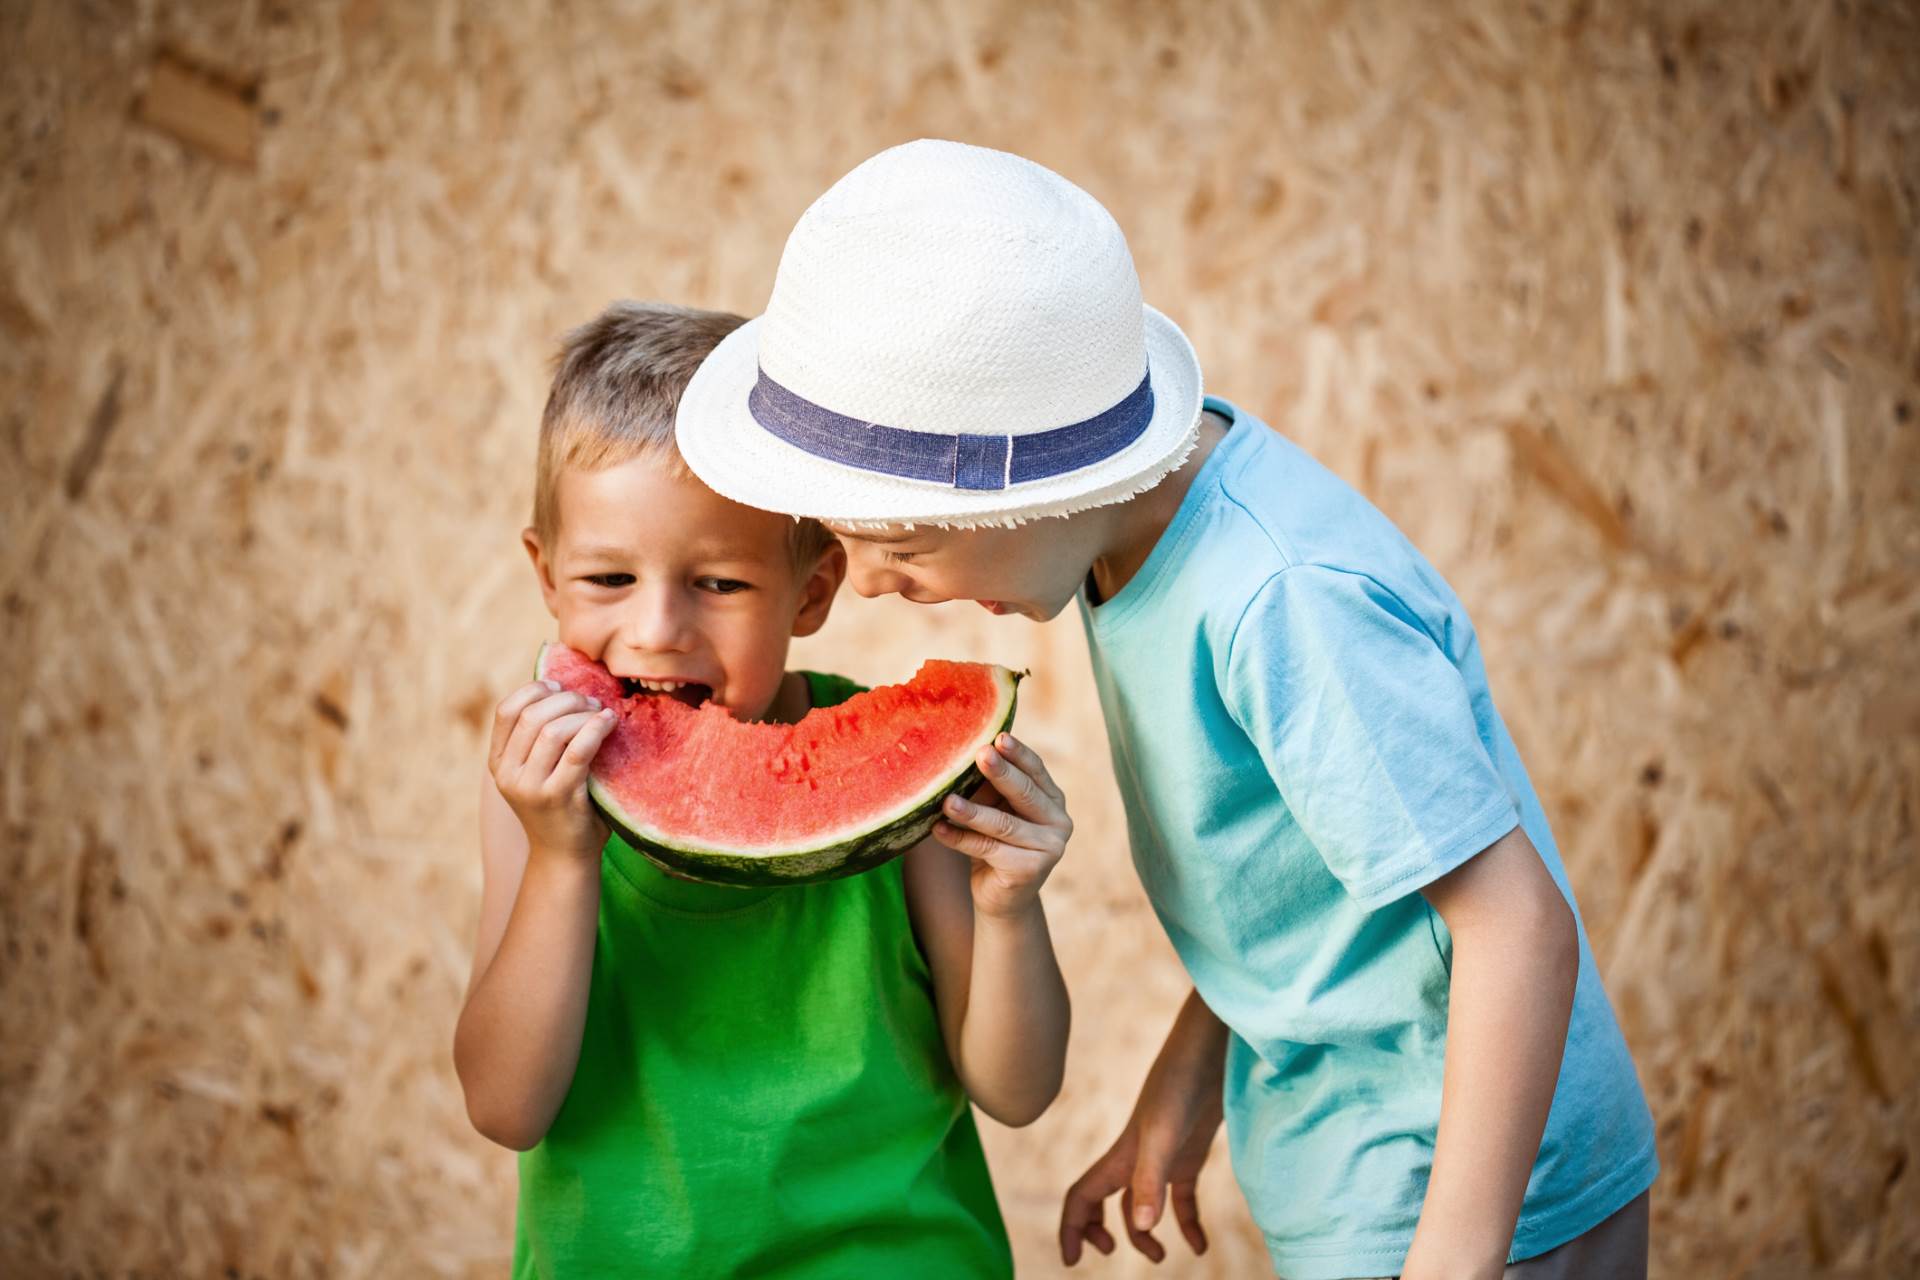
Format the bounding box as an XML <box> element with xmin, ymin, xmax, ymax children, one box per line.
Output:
<box><xmin>697</xmin><ymin>577</ymin><xmax>751</xmax><ymax>595</ymax></box>
<box><xmin>585</xmin><ymin>573</ymin><xmax>634</xmax><ymax>588</ymax></box>
<box><xmin>884</xmin><ymin>550</ymin><xmax>918</xmax><ymax>565</ymax></box>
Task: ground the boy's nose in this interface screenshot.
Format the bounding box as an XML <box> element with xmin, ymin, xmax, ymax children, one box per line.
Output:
<box><xmin>623</xmin><ymin>585</ymin><xmax>695</xmax><ymax>652</ymax></box>
<box><xmin>848</xmin><ymin>562</ymin><xmax>904</xmax><ymax>600</ymax></box>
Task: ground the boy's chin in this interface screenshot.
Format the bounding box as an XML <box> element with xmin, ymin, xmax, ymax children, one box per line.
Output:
<box><xmin>1015</xmin><ymin>599</ymin><xmax>1072</xmax><ymax>622</ymax></box>
<box><xmin>976</xmin><ymin>598</ymin><xmax>1055</xmax><ymax>621</ymax></box>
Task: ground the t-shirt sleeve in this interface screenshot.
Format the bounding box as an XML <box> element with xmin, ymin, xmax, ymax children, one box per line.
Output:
<box><xmin>1223</xmin><ymin>565</ymin><xmax>1520</xmax><ymax>910</ymax></box>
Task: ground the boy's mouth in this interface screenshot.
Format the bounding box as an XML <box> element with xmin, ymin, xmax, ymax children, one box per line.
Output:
<box><xmin>618</xmin><ymin>676</ymin><xmax>713</xmax><ymax>709</ymax></box>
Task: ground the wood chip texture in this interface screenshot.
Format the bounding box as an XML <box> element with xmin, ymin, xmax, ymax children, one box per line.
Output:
<box><xmin>1</xmin><ymin>1</ymin><xmax>1915</xmax><ymax>1276</ymax></box>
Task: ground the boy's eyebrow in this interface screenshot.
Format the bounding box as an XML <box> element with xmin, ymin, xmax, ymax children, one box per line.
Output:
<box><xmin>565</xmin><ymin>539</ymin><xmax>776</xmax><ymax>564</ymax></box>
<box><xmin>566</xmin><ymin>543</ymin><xmax>637</xmax><ymax>561</ymax></box>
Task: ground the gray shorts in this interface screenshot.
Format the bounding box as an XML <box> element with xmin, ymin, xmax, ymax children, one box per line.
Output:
<box><xmin>1342</xmin><ymin>1190</ymin><xmax>1650</xmax><ymax>1280</ymax></box>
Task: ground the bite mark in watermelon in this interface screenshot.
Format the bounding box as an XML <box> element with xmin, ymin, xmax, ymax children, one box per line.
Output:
<box><xmin>535</xmin><ymin>644</ymin><xmax>1023</xmax><ymax>887</ymax></box>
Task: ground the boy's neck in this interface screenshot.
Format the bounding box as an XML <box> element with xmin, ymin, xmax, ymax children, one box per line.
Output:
<box><xmin>1088</xmin><ymin>409</ymin><xmax>1231</xmax><ymax>604</ymax></box>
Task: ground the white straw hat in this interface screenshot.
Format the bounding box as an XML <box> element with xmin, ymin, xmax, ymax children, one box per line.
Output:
<box><xmin>676</xmin><ymin>139</ymin><xmax>1203</xmax><ymax>528</ymax></box>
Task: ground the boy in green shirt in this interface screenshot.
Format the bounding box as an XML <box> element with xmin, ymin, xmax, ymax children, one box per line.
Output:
<box><xmin>454</xmin><ymin>301</ymin><xmax>1075</xmax><ymax>1278</ymax></box>
<box><xmin>675</xmin><ymin>142</ymin><xmax>1657</xmax><ymax>1279</ymax></box>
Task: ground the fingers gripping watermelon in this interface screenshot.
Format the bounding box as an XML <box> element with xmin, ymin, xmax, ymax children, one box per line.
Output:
<box><xmin>535</xmin><ymin>644</ymin><xmax>1023</xmax><ymax>887</ymax></box>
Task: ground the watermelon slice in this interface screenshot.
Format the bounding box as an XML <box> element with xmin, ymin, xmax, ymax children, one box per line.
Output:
<box><xmin>535</xmin><ymin>644</ymin><xmax>1022</xmax><ymax>887</ymax></box>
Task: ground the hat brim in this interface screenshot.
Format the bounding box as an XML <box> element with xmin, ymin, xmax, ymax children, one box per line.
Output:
<box><xmin>676</xmin><ymin>306</ymin><xmax>1204</xmax><ymax>528</ymax></box>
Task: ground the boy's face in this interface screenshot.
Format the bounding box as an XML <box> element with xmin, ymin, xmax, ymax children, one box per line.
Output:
<box><xmin>826</xmin><ymin>517</ymin><xmax>1108</xmax><ymax>622</ymax></box>
<box><xmin>526</xmin><ymin>456</ymin><xmax>843</xmax><ymax>721</ymax></box>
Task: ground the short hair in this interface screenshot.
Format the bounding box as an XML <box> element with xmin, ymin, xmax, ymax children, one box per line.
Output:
<box><xmin>533</xmin><ymin>301</ymin><xmax>836</xmax><ymax>568</ymax></box>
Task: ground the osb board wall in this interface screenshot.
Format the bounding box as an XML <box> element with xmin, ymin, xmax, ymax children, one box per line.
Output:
<box><xmin>2</xmin><ymin>1</ymin><xmax>1915</xmax><ymax>1276</ymax></box>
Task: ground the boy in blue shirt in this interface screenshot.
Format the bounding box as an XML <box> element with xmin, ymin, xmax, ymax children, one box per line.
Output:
<box><xmin>674</xmin><ymin>140</ymin><xmax>1658</xmax><ymax>1279</ymax></box>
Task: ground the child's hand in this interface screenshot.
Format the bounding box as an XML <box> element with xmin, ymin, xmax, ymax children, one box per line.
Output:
<box><xmin>933</xmin><ymin>733</ymin><xmax>1072</xmax><ymax>919</ymax></box>
<box><xmin>1059</xmin><ymin>991</ymin><xmax>1228</xmax><ymax>1266</ymax></box>
<box><xmin>489</xmin><ymin>679</ymin><xmax>617</xmax><ymax>859</ymax></box>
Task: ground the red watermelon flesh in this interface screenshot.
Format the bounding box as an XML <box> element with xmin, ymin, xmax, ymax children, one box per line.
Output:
<box><xmin>536</xmin><ymin>644</ymin><xmax>1022</xmax><ymax>885</ymax></box>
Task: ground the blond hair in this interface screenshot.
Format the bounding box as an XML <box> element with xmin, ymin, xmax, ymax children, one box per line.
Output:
<box><xmin>533</xmin><ymin>302</ymin><xmax>835</xmax><ymax>566</ymax></box>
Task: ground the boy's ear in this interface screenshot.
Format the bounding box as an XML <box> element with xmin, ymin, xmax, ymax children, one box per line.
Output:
<box><xmin>522</xmin><ymin>527</ymin><xmax>561</xmax><ymax>619</ymax></box>
<box><xmin>791</xmin><ymin>539</ymin><xmax>847</xmax><ymax>639</ymax></box>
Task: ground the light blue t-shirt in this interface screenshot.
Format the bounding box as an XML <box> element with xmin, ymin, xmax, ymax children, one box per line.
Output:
<box><xmin>1079</xmin><ymin>397</ymin><xmax>1657</xmax><ymax>1280</ymax></box>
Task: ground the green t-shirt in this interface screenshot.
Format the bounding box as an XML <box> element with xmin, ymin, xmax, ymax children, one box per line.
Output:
<box><xmin>512</xmin><ymin>672</ymin><xmax>1011</xmax><ymax>1279</ymax></box>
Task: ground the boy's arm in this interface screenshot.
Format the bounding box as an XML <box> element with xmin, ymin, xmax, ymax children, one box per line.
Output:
<box><xmin>902</xmin><ymin>733</ymin><xmax>1071</xmax><ymax>1128</ymax></box>
<box><xmin>1402</xmin><ymin>824</ymin><xmax>1578</xmax><ymax>1280</ymax></box>
<box><xmin>453</xmin><ymin>682</ymin><xmax>615</xmax><ymax>1151</ymax></box>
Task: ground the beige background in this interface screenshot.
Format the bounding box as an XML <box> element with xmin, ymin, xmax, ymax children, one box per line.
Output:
<box><xmin>2</xmin><ymin>1</ymin><xmax>1916</xmax><ymax>1276</ymax></box>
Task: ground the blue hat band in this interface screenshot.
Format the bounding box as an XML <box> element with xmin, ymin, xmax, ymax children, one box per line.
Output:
<box><xmin>747</xmin><ymin>367</ymin><xmax>1155</xmax><ymax>492</ymax></box>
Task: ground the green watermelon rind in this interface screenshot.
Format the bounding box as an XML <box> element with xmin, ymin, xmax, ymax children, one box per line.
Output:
<box><xmin>535</xmin><ymin>645</ymin><xmax>1022</xmax><ymax>887</ymax></box>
